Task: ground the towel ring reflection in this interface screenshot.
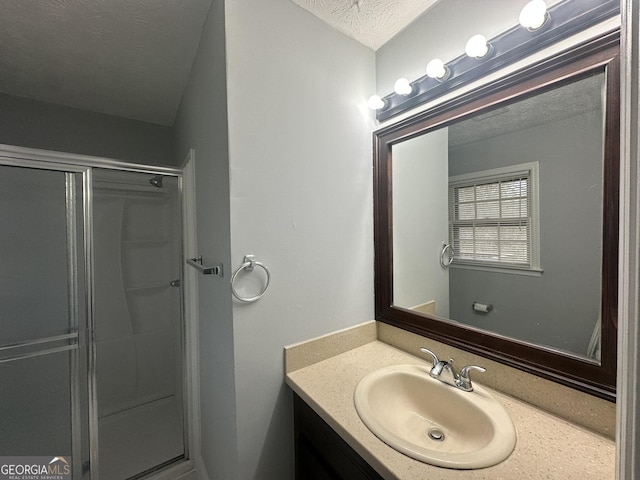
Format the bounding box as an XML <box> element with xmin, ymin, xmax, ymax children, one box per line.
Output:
<box><xmin>231</xmin><ymin>255</ymin><xmax>271</xmax><ymax>303</ymax></box>
<box><xmin>440</xmin><ymin>242</ymin><xmax>454</xmax><ymax>268</ymax></box>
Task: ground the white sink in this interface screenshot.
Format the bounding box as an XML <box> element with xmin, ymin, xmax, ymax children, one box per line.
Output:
<box><xmin>354</xmin><ymin>364</ymin><xmax>516</xmax><ymax>469</ymax></box>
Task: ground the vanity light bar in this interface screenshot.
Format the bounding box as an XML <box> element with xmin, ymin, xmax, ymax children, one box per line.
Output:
<box><xmin>369</xmin><ymin>0</ymin><xmax>618</xmax><ymax>122</ymax></box>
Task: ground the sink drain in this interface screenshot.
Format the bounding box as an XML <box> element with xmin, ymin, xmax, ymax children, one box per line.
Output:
<box><xmin>427</xmin><ymin>428</ymin><xmax>445</xmax><ymax>442</ymax></box>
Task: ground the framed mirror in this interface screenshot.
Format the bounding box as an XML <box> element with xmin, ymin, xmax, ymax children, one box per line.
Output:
<box><xmin>374</xmin><ymin>32</ymin><xmax>619</xmax><ymax>400</ymax></box>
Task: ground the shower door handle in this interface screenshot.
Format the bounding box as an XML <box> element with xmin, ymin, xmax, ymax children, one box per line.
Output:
<box><xmin>186</xmin><ymin>256</ymin><xmax>223</xmax><ymax>276</ymax></box>
<box><xmin>169</xmin><ymin>279</ymin><xmax>181</xmax><ymax>287</ymax></box>
<box><xmin>0</xmin><ymin>332</ymin><xmax>79</xmax><ymax>364</ymax></box>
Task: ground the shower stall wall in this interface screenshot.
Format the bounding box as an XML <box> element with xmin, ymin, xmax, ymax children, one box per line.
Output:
<box><xmin>0</xmin><ymin>149</ymin><xmax>191</xmax><ymax>480</ymax></box>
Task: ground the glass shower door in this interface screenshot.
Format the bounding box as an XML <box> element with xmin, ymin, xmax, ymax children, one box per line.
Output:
<box><xmin>92</xmin><ymin>169</ymin><xmax>185</xmax><ymax>480</ymax></box>
<box><xmin>0</xmin><ymin>164</ymin><xmax>89</xmax><ymax>479</ymax></box>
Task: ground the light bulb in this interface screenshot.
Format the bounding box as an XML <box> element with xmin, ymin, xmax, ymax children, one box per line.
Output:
<box><xmin>465</xmin><ymin>34</ymin><xmax>489</xmax><ymax>58</ymax></box>
<box><xmin>367</xmin><ymin>95</ymin><xmax>385</xmax><ymax>110</ymax></box>
<box><xmin>426</xmin><ymin>59</ymin><xmax>448</xmax><ymax>80</ymax></box>
<box><xmin>394</xmin><ymin>78</ymin><xmax>412</xmax><ymax>96</ymax></box>
<box><xmin>519</xmin><ymin>0</ymin><xmax>548</xmax><ymax>30</ymax></box>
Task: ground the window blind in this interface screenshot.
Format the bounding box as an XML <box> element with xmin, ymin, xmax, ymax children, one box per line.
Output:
<box><xmin>449</xmin><ymin>173</ymin><xmax>532</xmax><ymax>267</ymax></box>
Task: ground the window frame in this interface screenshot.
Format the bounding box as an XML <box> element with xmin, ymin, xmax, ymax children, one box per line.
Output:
<box><xmin>448</xmin><ymin>161</ymin><xmax>541</xmax><ymax>275</ymax></box>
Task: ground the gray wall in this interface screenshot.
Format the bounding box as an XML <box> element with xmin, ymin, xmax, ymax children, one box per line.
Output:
<box><xmin>175</xmin><ymin>0</ymin><xmax>375</xmax><ymax>478</ymax></box>
<box><xmin>225</xmin><ymin>0</ymin><xmax>375</xmax><ymax>478</ymax></box>
<box><xmin>0</xmin><ymin>93</ymin><xmax>176</xmax><ymax>166</ymax></box>
<box><xmin>173</xmin><ymin>0</ymin><xmax>237</xmax><ymax>478</ymax></box>
<box><xmin>448</xmin><ymin>110</ymin><xmax>604</xmax><ymax>354</ymax></box>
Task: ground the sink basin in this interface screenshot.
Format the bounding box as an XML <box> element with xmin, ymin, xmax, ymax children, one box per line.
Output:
<box><xmin>354</xmin><ymin>364</ymin><xmax>516</xmax><ymax>469</ymax></box>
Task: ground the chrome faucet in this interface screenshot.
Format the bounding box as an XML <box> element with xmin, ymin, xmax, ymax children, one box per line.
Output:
<box><xmin>420</xmin><ymin>347</ymin><xmax>486</xmax><ymax>392</ymax></box>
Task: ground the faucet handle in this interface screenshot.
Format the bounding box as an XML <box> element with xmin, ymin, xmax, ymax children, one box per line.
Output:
<box><xmin>419</xmin><ymin>347</ymin><xmax>440</xmax><ymax>368</ymax></box>
<box><xmin>457</xmin><ymin>365</ymin><xmax>486</xmax><ymax>392</ymax></box>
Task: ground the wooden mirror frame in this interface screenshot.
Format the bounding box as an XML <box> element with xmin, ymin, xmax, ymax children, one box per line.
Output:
<box><xmin>373</xmin><ymin>31</ymin><xmax>620</xmax><ymax>401</ymax></box>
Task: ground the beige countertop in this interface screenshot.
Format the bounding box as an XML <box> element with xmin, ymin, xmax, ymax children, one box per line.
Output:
<box><xmin>286</xmin><ymin>339</ymin><xmax>615</xmax><ymax>480</ymax></box>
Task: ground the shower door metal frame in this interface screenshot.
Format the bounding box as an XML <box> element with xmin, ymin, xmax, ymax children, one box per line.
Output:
<box><xmin>0</xmin><ymin>143</ymin><xmax>197</xmax><ymax>480</ymax></box>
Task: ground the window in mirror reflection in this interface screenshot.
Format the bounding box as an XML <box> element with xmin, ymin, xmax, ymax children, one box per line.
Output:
<box><xmin>391</xmin><ymin>70</ymin><xmax>605</xmax><ymax>362</ymax></box>
<box><xmin>448</xmin><ymin>162</ymin><xmax>540</xmax><ymax>272</ymax></box>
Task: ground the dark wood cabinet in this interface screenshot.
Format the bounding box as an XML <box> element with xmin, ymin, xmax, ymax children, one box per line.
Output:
<box><xmin>293</xmin><ymin>393</ymin><xmax>385</xmax><ymax>480</ymax></box>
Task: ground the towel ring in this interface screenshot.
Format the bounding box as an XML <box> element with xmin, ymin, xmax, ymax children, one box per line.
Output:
<box><xmin>231</xmin><ymin>255</ymin><xmax>271</xmax><ymax>303</ymax></box>
<box><xmin>440</xmin><ymin>242</ymin><xmax>454</xmax><ymax>268</ymax></box>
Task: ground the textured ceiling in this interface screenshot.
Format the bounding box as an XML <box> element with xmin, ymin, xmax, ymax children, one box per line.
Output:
<box><xmin>0</xmin><ymin>0</ymin><xmax>212</xmax><ymax>126</ymax></box>
<box><xmin>289</xmin><ymin>0</ymin><xmax>440</xmax><ymax>50</ymax></box>
<box><xmin>0</xmin><ymin>0</ymin><xmax>435</xmax><ymax>126</ymax></box>
<box><xmin>449</xmin><ymin>72</ymin><xmax>605</xmax><ymax>147</ymax></box>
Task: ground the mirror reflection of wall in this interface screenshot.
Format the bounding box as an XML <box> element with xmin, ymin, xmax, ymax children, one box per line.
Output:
<box><xmin>392</xmin><ymin>70</ymin><xmax>606</xmax><ymax>361</ymax></box>
<box><xmin>393</xmin><ymin>129</ymin><xmax>450</xmax><ymax>317</ymax></box>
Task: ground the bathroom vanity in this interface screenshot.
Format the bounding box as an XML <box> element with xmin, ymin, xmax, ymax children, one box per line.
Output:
<box><xmin>294</xmin><ymin>393</ymin><xmax>383</xmax><ymax>480</ymax></box>
<box><xmin>285</xmin><ymin>4</ymin><xmax>622</xmax><ymax>478</ymax></box>
<box><xmin>285</xmin><ymin>322</ymin><xmax>615</xmax><ymax>480</ymax></box>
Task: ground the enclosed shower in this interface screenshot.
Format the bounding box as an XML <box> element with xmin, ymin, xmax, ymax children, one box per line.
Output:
<box><xmin>0</xmin><ymin>149</ymin><xmax>190</xmax><ymax>480</ymax></box>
